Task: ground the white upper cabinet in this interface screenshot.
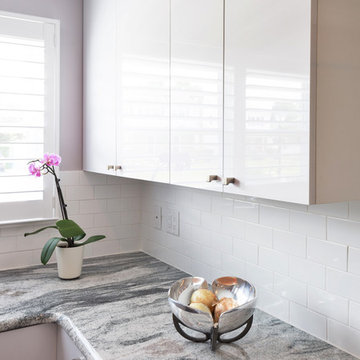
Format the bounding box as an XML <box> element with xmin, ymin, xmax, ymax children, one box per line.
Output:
<box><xmin>170</xmin><ymin>0</ymin><xmax>224</xmax><ymax>191</ymax></box>
<box><xmin>83</xmin><ymin>0</ymin><xmax>117</xmax><ymax>175</ymax></box>
<box><xmin>223</xmin><ymin>0</ymin><xmax>312</xmax><ymax>203</ymax></box>
<box><xmin>84</xmin><ymin>0</ymin><xmax>170</xmax><ymax>181</ymax></box>
<box><xmin>116</xmin><ymin>0</ymin><xmax>170</xmax><ymax>182</ymax></box>
<box><xmin>84</xmin><ymin>0</ymin><xmax>360</xmax><ymax>204</ymax></box>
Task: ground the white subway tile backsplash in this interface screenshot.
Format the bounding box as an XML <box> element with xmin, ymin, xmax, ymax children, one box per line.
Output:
<box><xmin>274</xmin><ymin>274</ymin><xmax>307</xmax><ymax>306</ymax></box>
<box><xmin>175</xmin><ymin>188</ymin><xmax>193</xmax><ymax>208</ymax></box>
<box><xmin>80</xmin><ymin>171</ymin><xmax>108</xmax><ymax>186</ymax></box>
<box><xmin>120</xmin><ymin>211</ymin><xmax>141</xmax><ymax>225</ymax></box>
<box><xmin>221</xmin><ymin>253</ymin><xmax>246</xmax><ymax>277</ymax></box>
<box><xmin>327</xmin><ymin>268</ymin><xmax>360</xmax><ymax>303</ymax></box>
<box><xmin>260</xmin><ymin>205</ymin><xmax>289</xmax><ymax>230</ymax></box>
<box><xmin>107</xmin><ymin>198</ymin><xmax>127</xmax><ymax>212</ymax></box>
<box><xmin>200</xmin><ymin>212</ymin><xmax>221</xmax><ymax>231</ymax></box>
<box><xmin>328</xmin><ymin>217</ymin><xmax>360</xmax><ymax>248</ymax></box>
<box><xmin>66</xmin><ymin>185</ymin><xmax>94</xmax><ymax>200</ymax></box>
<box><xmin>0</xmin><ymin>237</ymin><xmax>17</xmax><ymax>254</ymax></box>
<box><xmin>4</xmin><ymin>170</ymin><xmax>360</xmax><ymax>358</ymax></box>
<box><xmin>307</xmin><ymin>237</ymin><xmax>348</xmax><ymax>271</ymax></box>
<box><xmin>348</xmin><ymin>247</ymin><xmax>360</xmax><ymax>275</ymax></box>
<box><xmin>308</xmin><ymin>286</ymin><xmax>348</xmax><ymax>323</ymax></box>
<box><xmin>180</xmin><ymin>208</ymin><xmax>201</xmax><ymax>226</ymax></box>
<box><xmin>191</xmin><ymin>226</ymin><xmax>214</xmax><ymax>247</ymax></box>
<box><xmin>290</xmin><ymin>302</ymin><xmax>327</xmax><ymax>340</ymax></box>
<box><xmin>180</xmin><ymin>222</ymin><xmax>192</xmax><ymax>241</ymax></box>
<box><xmin>71</xmin><ymin>214</ymin><xmax>94</xmax><ymax>229</ymax></box>
<box><xmin>139</xmin><ymin>181</ymin><xmax>360</xmax><ymax>357</ymax></box>
<box><xmin>233</xmin><ymin>238</ymin><xmax>258</xmax><ymax>263</ymax></box>
<box><xmin>309</xmin><ymin>202</ymin><xmax>349</xmax><ymax>218</ymax></box>
<box><xmin>212</xmin><ymin>196</ymin><xmax>234</xmax><ymax>216</ymax></box>
<box><xmin>118</xmin><ymin>224</ymin><xmax>140</xmax><ymax>239</ymax></box>
<box><xmin>192</xmin><ymin>191</ymin><xmax>212</xmax><ymax>212</ymax></box>
<box><xmin>328</xmin><ymin>319</ymin><xmax>360</xmax><ymax>359</ymax></box>
<box><xmin>1</xmin><ymin>223</ymin><xmax>36</xmax><ymax>237</ymax></box>
<box><xmin>79</xmin><ymin>199</ymin><xmax>107</xmax><ymax>214</ymax></box>
<box><xmin>245</xmin><ymin>222</ymin><xmax>272</xmax><ymax>247</ymax></box>
<box><xmin>245</xmin><ymin>262</ymin><xmax>274</xmax><ymax>290</ymax></box>
<box><xmin>221</xmin><ymin>216</ymin><xmax>245</xmax><ymax>238</ymax></box>
<box><xmin>211</xmin><ymin>233</ymin><xmax>232</xmax><ymax>254</ymax></box>
<box><xmin>0</xmin><ymin>173</ymin><xmax>140</xmax><ymax>270</ymax></box>
<box><xmin>189</xmin><ymin>258</ymin><xmax>220</xmax><ymax>282</ymax></box>
<box><xmin>256</xmin><ymin>287</ymin><xmax>289</xmax><ymax>322</ymax></box>
<box><xmin>289</xmin><ymin>256</ymin><xmax>326</xmax><ymax>289</ymax></box>
<box><xmin>349</xmin><ymin>201</ymin><xmax>360</xmax><ymax>221</ymax></box>
<box><xmin>65</xmin><ymin>200</ymin><xmax>80</xmax><ymax>216</ymax></box>
<box><xmin>0</xmin><ymin>251</ymin><xmax>33</xmax><ymax>270</ymax></box>
<box><xmin>349</xmin><ymin>301</ymin><xmax>360</xmax><ymax>331</ymax></box>
<box><xmin>121</xmin><ymin>183</ymin><xmax>141</xmax><ymax>198</ymax></box>
<box><xmin>118</xmin><ymin>238</ymin><xmax>141</xmax><ymax>253</ymax></box>
<box><xmin>90</xmin><ymin>239</ymin><xmax>122</xmax><ymax>257</ymax></box>
<box><xmin>273</xmin><ymin>230</ymin><xmax>306</xmax><ymax>257</ymax></box>
<box><xmin>94</xmin><ymin>184</ymin><xmax>122</xmax><ymax>199</ymax></box>
<box><xmin>59</xmin><ymin>171</ymin><xmax>80</xmax><ymax>186</ymax></box>
<box><xmin>17</xmin><ymin>235</ymin><xmax>41</xmax><ymax>252</ymax></box>
<box><xmin>259</xmin><ymin>247</ymin><xmax>288</xmax><ymax>275</ymax></box>
<box><xmin>290</xmin><ymin>211</ymin><xmax>326</xmax><ymax>239</ymax></box>
<box><xmin>233</xmin><ymin>200</ymin><xmax>259</xmax><ymax>223</ymax></box>
<box><xmin>191</xmin><ymin>242</ymin><xmax>222</xmax><ymax>269</ymax></box>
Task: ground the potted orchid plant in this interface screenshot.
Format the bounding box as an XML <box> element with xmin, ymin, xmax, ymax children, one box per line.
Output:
<box><xmin>24</xmin><ymin>153</ymin><xmax>105</xmax><ymax>279</ymax></box>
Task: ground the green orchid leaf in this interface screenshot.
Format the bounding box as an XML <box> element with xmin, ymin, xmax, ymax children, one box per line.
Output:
<box><xmin>78</xmin><ymin>235</ymin><xmax>106</xmax><ymax>246</ymax></box>
<box><xmin>24</xmin><ymin>225</ymin><xmax>58</xmax><ymax>237</ymax></box>
<box><xmin>56</xmin><ymin>219</ymin><xmax>85</xmax><ymax>238</ymax></box>
<box><xmin>73</xmin><ymin>233</ymin><xmax>86</xmax><ymax>241</ymax></box>
<box><xmin>41</xmin><ymin>237</ymin><xmax>64</xmax><ymax>265</ymax></box>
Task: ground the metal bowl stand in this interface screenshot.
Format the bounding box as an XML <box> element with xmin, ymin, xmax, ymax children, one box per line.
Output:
<box><xmin>172</xmin><ymin>314</ymin><xmax>254</xmax><ymax>351</ymax></box>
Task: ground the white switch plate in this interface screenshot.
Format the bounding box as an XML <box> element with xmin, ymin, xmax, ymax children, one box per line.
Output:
<box><xmin>152</xmin><ymin>205</ymin><xmax>162</xmax><ymax>230</ymax></box>
<box><xmin>164</xmin><ymin>208</ymin><xmax>179</xmax><ymax>236</ymax></box>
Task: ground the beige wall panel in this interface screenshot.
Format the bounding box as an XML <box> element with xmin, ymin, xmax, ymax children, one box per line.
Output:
<box><xmin>316</xmin><ymin>0</ymin><xmax>360</xmax><ymax>203</ymax></box>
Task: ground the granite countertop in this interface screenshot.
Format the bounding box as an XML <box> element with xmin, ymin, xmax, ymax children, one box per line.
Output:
<box><xmin>0</xmin><ymin>252</ymin><xmax>356</xmax><ymax>360</ymax></box>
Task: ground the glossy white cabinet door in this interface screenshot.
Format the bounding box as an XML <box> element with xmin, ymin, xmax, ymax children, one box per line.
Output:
<box><xmin>116</xmin><ymin>0</ymin><xmax>170</xmax><ymax>183</ymax></box>
<box><xmin>224</xmin><ymin>0</ymin><xmax>312</xmax><ymax>203</ymax></box>
<box><xmin>170</xmin><ymin>0</ymin><xmax>223</xmax><ymax>191</ymax></box>
<box><xmin>83</xmin><ymin>0</ymin><xmax>117</xmax><ymax>176</ymax></box>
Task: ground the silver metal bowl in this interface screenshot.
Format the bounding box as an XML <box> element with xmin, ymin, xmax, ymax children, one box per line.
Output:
<box><xmin>168</xmin><ymin>276</ymin><xmax>257</xmax><ymax>335</ymax></box>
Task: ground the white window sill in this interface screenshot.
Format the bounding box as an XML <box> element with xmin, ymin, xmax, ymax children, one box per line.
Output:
<box><xmin>0</xmin><ymin>218</ymin><xmax>59</xmax><ymax>227</ymax></box>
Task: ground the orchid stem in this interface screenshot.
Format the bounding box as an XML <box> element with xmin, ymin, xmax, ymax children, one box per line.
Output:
<box><xmin>54</xmin><ymin>172</ymin><xmax>68</xmax><ymax>221</ymax></box>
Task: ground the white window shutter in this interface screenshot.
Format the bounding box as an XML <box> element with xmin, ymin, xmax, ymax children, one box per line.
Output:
<box><xmin>0</xmin><ymin>12</ymin><xmax>59</xmax><ymax>223</ymax></box>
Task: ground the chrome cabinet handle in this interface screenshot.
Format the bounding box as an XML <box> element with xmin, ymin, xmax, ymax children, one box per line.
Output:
<box><xmin>115</xmin><ymin>165</ymin><xmax>122</xmax><ymax>170</ymax></box>
<box><xmin>207</xmin><ymin>175</ymin><xmax>220</xmax><ymax>182</ymax></box>
<box><xmin>107</xmin><ymin>165</ymin><xmax>114</xmax><ymax>170</ymax></box>
<box><xmin>223</xmin><ymin>177</ymin><xmax>236</xmax><ymax>185</ymax></box>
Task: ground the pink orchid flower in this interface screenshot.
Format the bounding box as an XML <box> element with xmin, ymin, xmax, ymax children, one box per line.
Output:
<box><xmin>28</xmin><ymin>163</ymin><xmax>41</xmax><ymax>177</ymax></box>
<box><xmin>42</xmin><ymin>153</ymin><xmax>61</xmax><ymax>167</ymax></box>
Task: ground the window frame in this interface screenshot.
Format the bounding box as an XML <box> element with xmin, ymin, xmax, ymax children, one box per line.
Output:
<box><xmin>0</xmin><ymin>11</ymin><xmax>60</xmax><ymax>225</ymax></box>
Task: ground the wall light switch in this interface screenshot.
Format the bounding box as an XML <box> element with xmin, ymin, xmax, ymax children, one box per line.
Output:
<box><xmin>164</xmin><ymin>208</ymin><xmax>179</xmax><ymax>236</ymax></box>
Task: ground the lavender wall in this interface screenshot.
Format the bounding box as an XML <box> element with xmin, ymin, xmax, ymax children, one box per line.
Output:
<box><xmin>0</xmin><ymin>0</ymin><xmax>83</xmax><ymax>170</ymax></box>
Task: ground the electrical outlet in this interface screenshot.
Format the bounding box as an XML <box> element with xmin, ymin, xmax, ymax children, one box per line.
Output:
<box><xmin>152</xmin><ymin>205</ymin><xmax>162</xmax><ymax>229</ymax></box>
<box><xmin>164</xmin><ymin>208</ymin><xmax>179</xmax><ymax>236</ymax></box>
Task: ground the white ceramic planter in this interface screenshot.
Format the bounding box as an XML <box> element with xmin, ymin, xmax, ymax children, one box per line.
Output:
<box><xmin>55</xmin><ymin>245</ymin><xmax>84</xmax><ymax>280</ymax></box>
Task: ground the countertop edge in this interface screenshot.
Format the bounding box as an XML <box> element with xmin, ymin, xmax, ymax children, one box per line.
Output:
<box><xmin>0</xmin><ymin>312</ymin><xmax>102</xmax><ymax>360</ymax></box>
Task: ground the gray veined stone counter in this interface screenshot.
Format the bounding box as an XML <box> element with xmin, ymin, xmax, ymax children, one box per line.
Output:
<box><xmin>0</xmin><ymin>252</ymin><xmax>356</xmax><ymax>360</ymax></box>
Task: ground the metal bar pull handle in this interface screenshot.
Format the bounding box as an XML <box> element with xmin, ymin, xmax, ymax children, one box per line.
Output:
<box><xmin>207</xmin><ymin>175</ymin><xmax>220</xmax><ymax>182</ymax></box>
<box><xmin>107</xmin><ymin>165</ymin><xmax>114</xmax><ymax>170</ymax></box>
<box><xmin>115</xmin><ymin>165</ymin><xmax>122</xmax><ymax>170</ymax></box>
<box><xmin>223</xmin><ymin>177</ymin><xmax>236</xmax><ymax>186</ymax></box>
